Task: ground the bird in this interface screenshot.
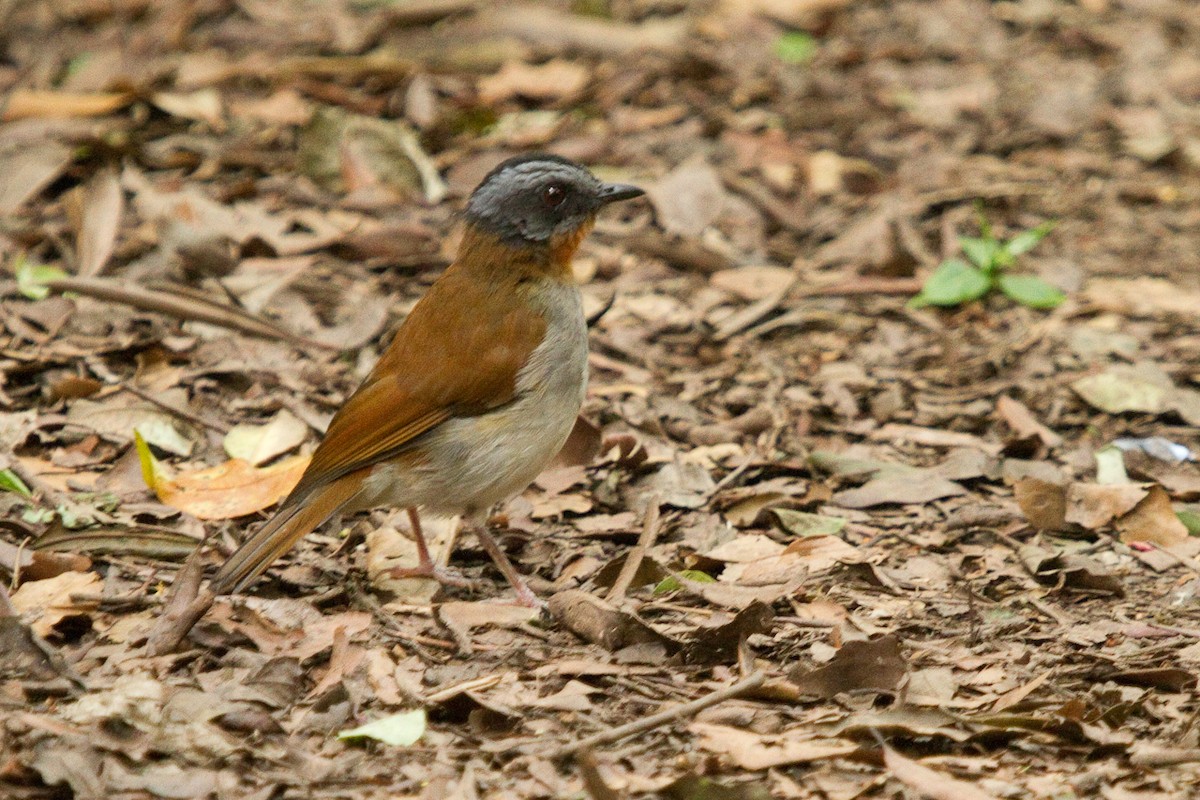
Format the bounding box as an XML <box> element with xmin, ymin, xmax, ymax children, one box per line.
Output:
<box><xmin>208</xmin><ymin>154</ymin><xmax>644</xmax><ymax>606</ymax></box>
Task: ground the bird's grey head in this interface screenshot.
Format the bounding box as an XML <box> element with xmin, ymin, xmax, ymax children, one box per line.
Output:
<box><xmin>464</xmin><ymin>154</ymin><xmax>643</xmax><ymax>244</ymax></box>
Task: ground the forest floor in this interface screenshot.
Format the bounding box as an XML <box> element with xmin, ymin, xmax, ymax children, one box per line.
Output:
<box><xmin>3</xmin><ymin>1</ymin><xmax>1200</xmax><ymax>798</ymax></box>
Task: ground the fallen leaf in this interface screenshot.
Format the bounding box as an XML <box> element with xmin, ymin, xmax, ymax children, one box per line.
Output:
<box><xmin>478</xmin><ymin>59</ymin><xmax>590</xmax><ymax>104</ymax></box>
<box><xmin>67</xmin><ymin>390</ymin><xmax>200</xmax><ymax>456</ymax></box>
<box><xmin>789</xmin><ymin>635</ymin><xmax>908</xmax><ymax>698</ymax></box>
<box><xmin>1065</xmin><ymin>482</ymin><xmax>1149</xmax><ymax>529</ymax></box>
<box><xmin>1115</xmin><ymin>485</ymin><xmax>1190</xmax><ymax>547</ymax></box>
<box><xmin>0</xmin><ymin>139</ymin><xmax>73</xmax><ymax>214</ymax></box>
<box><xmin>338</xmin><ymin>709</ymin><xmax>426</xmax><ymax>746</ymax></box>
<box><xmin>1071</xmin><ymin>365</ymin><xmax>1170</xmax><ymax>415</ymax></box>
<box><xmin>298</xmin><ymin>107</ymin><xmax>446</xmax><ymax>202</ymax></box>
<box><xmin>71</xmin><ymin>166</ymin><xmax>124</xmax><ymax>277</ymax></box>
<box><xmin>770</xmin><ymin>509</ymin><xmax>846</xmax><ymax>538</ymax></box>
<box><xmin>689</xmin><ymin>723</ymin><xmax>857</xmax><ymax>770</ymax></box>
<box><xmin>367</xmin><ymin>514</ymin><xmax>459</xmax><ymax>602</ymax></box>
<box><xmin>995</xmin><ymin>395</ymin><xmax>1062</xmax><ymax>448</ymax></box>
<box><xmin>10</xmin><ymin>570</ymin><xmax>103</xmax><ymax>636</ymax></box>
<box><xmin>710</xmin><ymin>265</ymin><xmax>797</xmax><ymax>301</ymax></box>
<box><xmin>137</xmin><ymin>432</ymin><xmax>309</xmax><ymax>520</ymax></box>
<box><xmin>646</xmin><ymin>157</ymin><xmax>728</xmax><ymax>237</ymax></box>
<box><xmin>834</xmin><ymin>473</ymin><xmax>965</xmax><ymax>508</ymax></box>
<box><xmin>1014</xmin><ymin>478</ymin><xmax>1068</xmax><ymax>530</ymax></box>
<box><xmin>548</xmin><ymin>589</ymin><xmax>677</xmax><ymax>653</ymax></box>
<box><xmin>2</xmin><ymin>89</ymin><xmax>131</xmax><ymax>121</ymax></box>
<box><xmin>223</xmin><ymin>409</ymin><xmax>309</xmax><ymax>466</ymax></box>
<box><xmin>680</xmin><ymin>602</ymin><xmax>774</xmax><ymax>666</ymax></box>
<box><xmin>883</xmin><ymin>744</ymin><xmax>1000</xmax><ymax>800</ymax></box>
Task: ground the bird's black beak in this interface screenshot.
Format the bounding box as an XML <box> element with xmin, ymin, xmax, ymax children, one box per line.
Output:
<box><xmin>596</xmin><ymin>182</ymin><xmax>645</xmax><ymax>205</ymax></box>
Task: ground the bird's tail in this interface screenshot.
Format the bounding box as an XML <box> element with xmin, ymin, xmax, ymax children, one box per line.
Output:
<box><xmin>208</xmin><ymin>476</ymin><xmax>363</xmax><ymax>595</ymax></box>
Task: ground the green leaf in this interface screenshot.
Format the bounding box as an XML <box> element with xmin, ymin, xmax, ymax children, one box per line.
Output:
<box><xmin>774</xmin><ymin>32</ymin><xmax>817</xmax><ymax>64</ymax></box>
<box><xmin>959</xmin><ymin>236</ymin><xmax>1002</xmax><ymax>270</ymax></box>
<box><xmin>1178</xmin><ymin>509</ymin><xmax>1200</xmax><ymax>536</ymax></box>
<box><xmin>654</xmin><ymin>570</ymin><xmax>716</xmax><ymax>595</ymax></box>
<box><xmin>769</xmin><ymin>509</ymin><xmax>846</xmax><ymax>538</ymax></box>
<box><xmin>338</xmin><ymin>709</ymin><xmax>426</xmax><ymax>746</ymax></box>
<box><xmin>14</xmin><ymin>255</ymin><xmax>68</xmax><ymax>301</ymax></box>
<box><xmin>997</xmin><ymin>273</ymin><xmax>1065</xmax><ymax>309</ymax></box>
<box><xmin>1005</xmin><ymin>221</ymin><xmax>1055</xmax><ymax>257</ymax></box>
<box><xmin>912</xmin><ymin>259</ymin><xmax>991</xmax><ymax>307</ymax></box>
<box><xmin>0</xmin><ymin>468</ymin><xmax>32</xmax><ymax>498</ymax></box>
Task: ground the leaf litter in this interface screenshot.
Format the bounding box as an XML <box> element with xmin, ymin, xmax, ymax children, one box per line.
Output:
<box><xmin>3</xmin><ymin>0</ymin><xmax>1200</xmax><ymax>798</ymax></box>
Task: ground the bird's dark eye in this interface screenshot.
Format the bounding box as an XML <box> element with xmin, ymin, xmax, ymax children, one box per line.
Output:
<box><xmin>541</xmin><ymin>183</ymin><xmax>566</xmax><ymax>209</ymax></box>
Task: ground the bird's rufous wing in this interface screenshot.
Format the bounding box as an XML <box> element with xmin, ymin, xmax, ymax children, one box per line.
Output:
<box><xmin>286</xmin><ymin>269</ymin><xmax>548</xmax><ymax>504</ymax></box>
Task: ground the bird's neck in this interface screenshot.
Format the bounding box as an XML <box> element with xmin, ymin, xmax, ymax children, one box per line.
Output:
<box><xmin>455</xmin><ymin>222</ymin><xmax>593</xmax><ymax>284</ymax></box>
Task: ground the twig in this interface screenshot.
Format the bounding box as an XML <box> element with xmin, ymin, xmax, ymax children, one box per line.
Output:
<box><xmin>44</xmin><ymin>276</ymin><xmax>338</xmax><ymax>351</ymax></box>
<box><xmin>119</xmin><ymin>383</ymin><xmax>230</xmax><ymax>434</ymax></box>
<box><xmin>546</xmin><ymin>671</ymin><xmax>766</xmax><ymax>760</ymax></box>
<box><xmin>606</xmin><ymin>494</ymin><xmax>661</xmax><ymax>603</ymax></box>
<box><xmin>793</xmin><ymin>277</ymin><xmax>922</xmax><ymax>298</ymax></box>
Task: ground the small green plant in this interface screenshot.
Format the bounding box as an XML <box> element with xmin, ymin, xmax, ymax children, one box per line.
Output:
<box><xmin>13</xmin><ymin>253</ymin><xmax>67</xmax><ymax>301</ymax></box>
<box><xmin>775</xmin><ymin>32</ymin><xmax>817</xmax><ymax>65</ymax></box>
<box><xmin>910</xmin><ymin>212</ymin><xmax>1061</xmax><ymax>309</ymax></box>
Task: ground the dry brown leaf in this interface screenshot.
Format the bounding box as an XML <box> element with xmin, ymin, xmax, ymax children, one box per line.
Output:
<box><xmin>883</xmin><ymin>745</ymin><xmax>1000</xmax><ymax>800</ymax></box>
<box><xmin>789</xmin><ymin>635</ymin><xmax>908</xmax><ymax>698</ymax></box>
<box><xmin>477</xmin><ymin>59</ymin><xmax>590</xmax><ymax>104</ymax></box>
<box><xmin>689</xmin><ymin>723</ymin><xmax>857</xmax><ymax>770</ymax></box>
<box><xmin>833</xmin><ymin>473</ymin><xmax>966</xmax><ymax>508</ymax></box>
<box><xmin>995</xmin><ymin>396</ymin><xmax>1062</xmax><ymax>448</ymax></box>
<box><xmin>710</xmin><ymin>265</ymin><xmax>797</xmax><ymax>300</ymax></box>
<box><xmin>71</xmin><ymin>166</ymin><xmax>124</xmax><ymax>277</ymax></box>
<box><xmin>10</xmin><ymin>570</ymin><xmax>103</xmax><ymax>637</ymax></box>
<box><xmin>548</xmin><ymin>589</ymin><xmax>677</xmax><ymax>652</ymax></box>
<box><xmin>645</xmin><ymin>157</ymin><xmax>728</xmax><ymax>237</ymax></box>
<box><xmin>2</xmin><ymin>90</ymin><xmax>131</xmax><ymax>121</ymax></box>
<box><xmin>1115</xmin><ymin>485</ymin><xmax>1190</xmax><ymax>547</ymax></box>
<box><xmin>1064</xmin><ymin>482</ymin><xmax>1150</xmax><ymax>529</ymax></box>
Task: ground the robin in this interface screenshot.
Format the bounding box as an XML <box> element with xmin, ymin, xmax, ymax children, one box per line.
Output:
<box><xmin>208</xmin><ymin>154</ymin><xmax>644</xmax><ymax>606</ymax></box>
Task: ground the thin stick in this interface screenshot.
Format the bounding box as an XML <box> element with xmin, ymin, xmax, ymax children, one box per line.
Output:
<box><xmin>546</xmin><ymin>671</ymin><xmax>765</xmax><ymax>759</ymax></box>
<box><xmin>119</xmin><ymin>383</ymin><xmax>230</xmax><ymax>434</ymax></box>
<box><xmin>606</xmin><ymin>494</ymin><xmax>661</xmax><ymax>602</ymax></box>
<box><xmin>45</xmin><ymin>276</ymin><xmax>337</xmax><ymax>351</ymax></box>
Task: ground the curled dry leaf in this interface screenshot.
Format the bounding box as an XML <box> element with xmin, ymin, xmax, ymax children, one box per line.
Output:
<box><xmin>9</xmin><ymin>570</ymin><xmax>103</xmax><ymax>637</ymax></box>
<box><xmin>548</xmin><ymin>589</ymin><xmax>677</xmax><ymax>653</ymax></box>
<box><xmin>1</xmin><ymin>90</ymin><xmax>131</xmax><ymax>121</ymax></box>
<box><xmin>137</xmin><ymin>433</ymin><xmax>309</xmax><ymax>520</ymax></box>
<box><xmin>1018</xmin><ymin>547</ymin><xmax>1124</xmax><ymax>596</ymax></box>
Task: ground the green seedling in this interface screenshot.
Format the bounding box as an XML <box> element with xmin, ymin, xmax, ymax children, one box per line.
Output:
<box><xmin>775</xmin><ymin>32</ymin><xmax>817</xmax><ymax>64</ymax></box>
<box><xmin>911</xmin><ymin>212</ymin><xmax>1061</xmax><ymax>309</ymax></box>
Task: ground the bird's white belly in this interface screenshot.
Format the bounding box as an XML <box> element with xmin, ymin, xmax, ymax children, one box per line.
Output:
<box><xmin>359</xmin><ymin>281</ymin><xmax>587</xmax><ymax>516</ymax></box>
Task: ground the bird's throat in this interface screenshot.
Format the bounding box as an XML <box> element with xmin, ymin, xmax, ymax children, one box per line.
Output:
<box><xmin>457</xmin><ymin>221</ymin><xmax>593</xmax><ymax>283</ymax></box>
